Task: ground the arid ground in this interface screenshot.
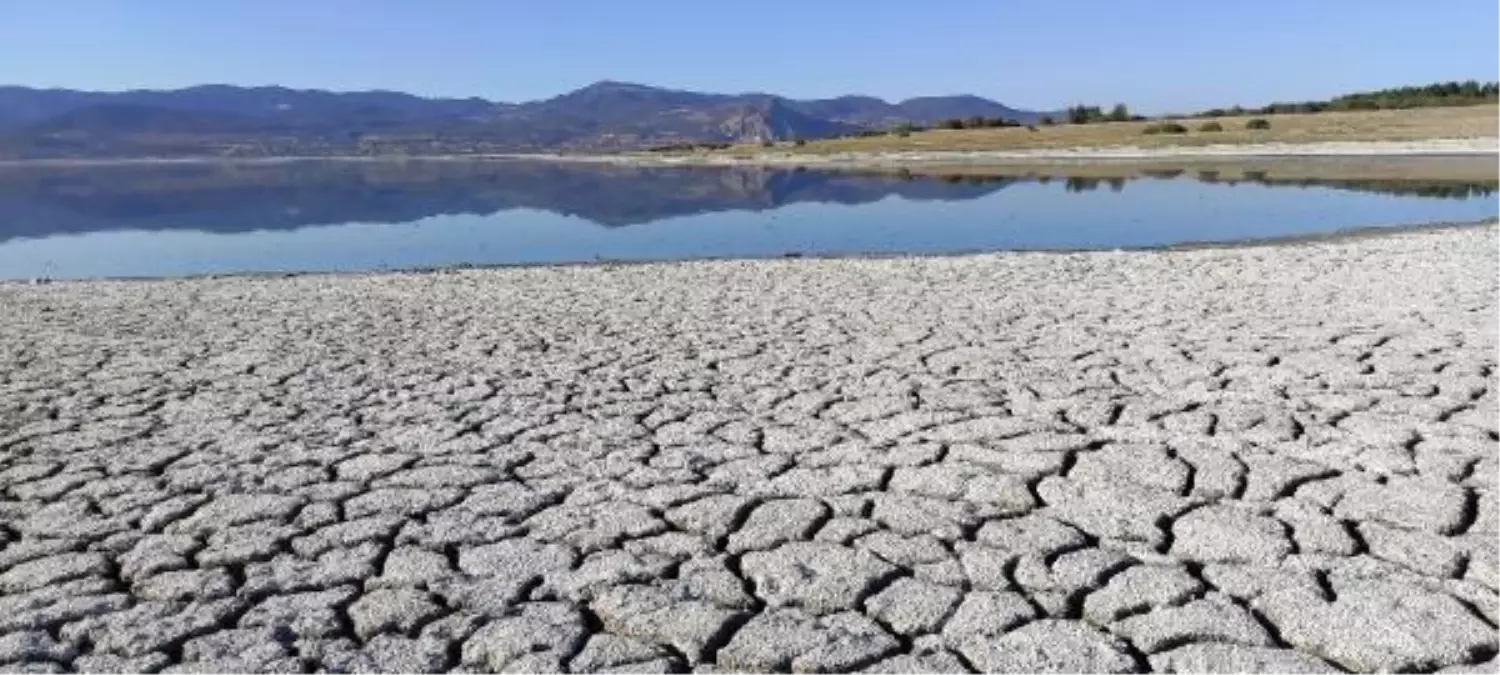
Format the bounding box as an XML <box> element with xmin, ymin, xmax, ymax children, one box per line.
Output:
<box><xmin>0</xmin><ymin>224</ymin><xmax>1495</xmax><ymax>672</ymax></box>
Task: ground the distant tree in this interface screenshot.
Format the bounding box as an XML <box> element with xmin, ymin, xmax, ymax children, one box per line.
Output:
<box><xmin>760</xmin><ymin>139</ymin><xmax>774</xmax><ymax>147</ymax></box>
<box><xmin>1067</xmin><ymin>105</ymin><xmax>1106</xmax><ymax>124</ymax></box>
<box><xmin>1245</xmin><ymin>118</ymin><xmax>1272</xmax><ymax>130</ymax></box>
<box><xmin>966</xmin><ymin>115</ymin><xmax>987</xmax><ymax>129</ymax></box>
<box><xmin>794</xmin><ymin>138</ymin><xmax>806</xmax><ymax>146</ymax></box>
<box><xmin>942</xmin><ymin>118</ymin><xmax>966</xmax><ymax>130</ymax></box>
<box><xmin>1107</xmin><ymin>104</ymin><xmax>1131</xmax><ymax>122</ymax></box>
<box><xmin>1039</xmin><ymin>116</ymin><xmax>1055</xmax><ymax>126</ymax></box>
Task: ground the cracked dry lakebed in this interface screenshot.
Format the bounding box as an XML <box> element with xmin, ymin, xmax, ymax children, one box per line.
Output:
<box><xmin>0</xmin><ymin>224</ymin><xmax>1497</xmax><ymax>673</ymax></box>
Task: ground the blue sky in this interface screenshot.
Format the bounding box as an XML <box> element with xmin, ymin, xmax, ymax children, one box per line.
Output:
<box><xmin>1</xmin><ymin>0</ymin><xmax>1494</xmax><ymax>113</ymax></box>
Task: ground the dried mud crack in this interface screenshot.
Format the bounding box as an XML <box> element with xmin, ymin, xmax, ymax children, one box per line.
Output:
<box><xmin>0</xmin><ymin>226</ymin><xmax>1496</xmax><ymax>673</ymax></box>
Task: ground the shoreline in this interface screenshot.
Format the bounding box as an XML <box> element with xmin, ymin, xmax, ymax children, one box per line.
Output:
<box><xmin>554</xmin><ymin>137</ymin><xmax>1500</xmax><ymax>166</ymax></box>
<box><xmin>10</xmin><ymin>218</ymin><xmax>1496</xmax><ymax>286</ymax></box>
<box><xmin>0</xmin><ymin>137</ymin><xmax>1494</xmax><ymax>169</ymax></box>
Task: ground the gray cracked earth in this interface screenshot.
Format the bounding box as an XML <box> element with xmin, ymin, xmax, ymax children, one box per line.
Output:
<box><xmin>1</xmin><ymin>226</ymin><xmax>1498</xmax><ymax>673</ymax></box>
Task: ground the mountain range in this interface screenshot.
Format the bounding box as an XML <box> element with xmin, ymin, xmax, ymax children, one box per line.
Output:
<box><xmin>0</xmin><ymin>82</ymin><xmax>1046</xmax><ymax>159</ymax></box>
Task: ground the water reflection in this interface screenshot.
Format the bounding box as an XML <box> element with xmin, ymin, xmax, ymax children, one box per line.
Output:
<box><xmin>1055</xmin><ymin>171</ymin><xmax>1495</xmax><ymax>199</ymax></box>
<box><xmin>0</xmin><ymin>160</ymin><xmax>1492</xmax><ymax>242</ymax></box>
<box><xmin>0</xmin><ymin>161</ymin><xmax>1025</xmax><ymax>239</ymax></box>
<box><xmin>0</xmin><ymin>159</ymin><xmax>1493</xmax><ymax>279</ymax></box>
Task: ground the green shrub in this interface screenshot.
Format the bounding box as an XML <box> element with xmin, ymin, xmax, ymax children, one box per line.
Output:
<box><xmin>1246</xmin><ymin>118</ymin><xmax>1272</xmax><ymax>130</ymax></box>
<box><xmin>884</xmin><ymin>121</ymin><xmax>924</xmax><ymax>138</ymax></box>
<box><xmin>760</xmin><ymin>140</ymin><xmax>774</xmax><ymax>147</ymax></box>
<box><xmin>1198</xmin><ymin>121</ymin><xmax>1224</xmax><ymax>132</ymax></box>
<box><xmin>1142</xmin><ymin>122</ymin><xmax>1188</xmax><ymax>135</ymax></box>
<box><xmin>794</xmin><ymin>138</ymin><xmax>806</xmax><ymax>146</ymax></box>
<box><xmin>1039</xmin><ymin>116</ymin><xmax>1055</xmax><ymax>126</ymax></box>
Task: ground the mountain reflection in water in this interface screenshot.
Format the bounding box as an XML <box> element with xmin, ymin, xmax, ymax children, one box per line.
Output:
<box><xmin>0</xmin><ymin>159</ymin><xmax>1492</xmax><ymax>242</ymax></box>
<box><xmin>0</xmin><ymin>159</ymin><xmax>1495</xmax><ymax>279</ymax></box>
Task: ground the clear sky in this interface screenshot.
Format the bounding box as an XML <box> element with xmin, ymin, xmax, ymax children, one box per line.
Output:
<box><xmin>2</xmin><ymin>0</ymin><xmax>1495</xmax><ymax>114</ymax></box>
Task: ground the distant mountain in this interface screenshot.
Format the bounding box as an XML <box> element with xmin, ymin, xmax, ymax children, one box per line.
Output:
<box><xmin>0</xmin><ymin>82</ymin><xmax>1047</xmax><ymax>159</ymax></box>
<box><xmin>26</xmin><ymin>104</ymin><xmax>268</xmax><ymax>134</ymax></box>
<box><xmin>787</xmin><ymin>94</ymin><xmax>1039</xmax><ymax>128</ymax></box>
<box><xmin>0</xmin><ymin>84</ymin><xmax>501</xmax><ymax>129</ymax></box>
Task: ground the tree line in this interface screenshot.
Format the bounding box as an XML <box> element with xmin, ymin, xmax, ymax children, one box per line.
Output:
<box><xmin>936</xmin><ymin>116</ymin><xmax>1028</xmax><ymax>130</ymax></box>
<box><xmin>1193</xmin><ymin>80</ymin><xmax>1499</xmax><ymax>117</ymax></box>
<box><xmin>1063</xmin><ymin>104</ymin><xmax>1145</xmax><ymax>124</ymax></box>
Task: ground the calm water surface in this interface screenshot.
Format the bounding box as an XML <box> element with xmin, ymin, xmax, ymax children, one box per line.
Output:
<box><xmin>0</xmin><ymin>160</ymin><xmax>1493</xmax><ymax>279</ymax></box>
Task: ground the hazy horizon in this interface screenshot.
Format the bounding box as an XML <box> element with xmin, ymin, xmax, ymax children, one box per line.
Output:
<box><xmin>2</xmin><ymin>0</ymin><xmax>1495</xmax><ymax>115</ymax></box>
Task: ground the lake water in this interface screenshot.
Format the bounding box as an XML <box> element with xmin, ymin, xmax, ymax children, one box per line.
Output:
<box><xmin>0</xmin><ymin>160</ymin><xmax>1493</xmax><ymax>279</ymax></box>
